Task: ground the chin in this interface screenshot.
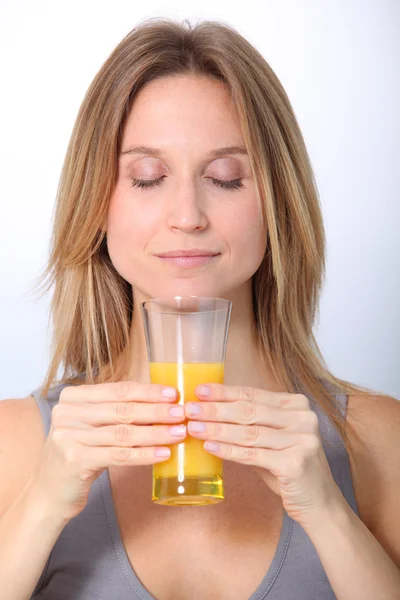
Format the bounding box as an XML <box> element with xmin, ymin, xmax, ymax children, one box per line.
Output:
<box><xmin>136</xmin><ymin>279</ymin><xmax>222</xmax><ymax>300</ymax></box>
<box><xmin>151</xmin><ymin>282</ymin><xmax>244</xmax><ymax>302</ymax></box>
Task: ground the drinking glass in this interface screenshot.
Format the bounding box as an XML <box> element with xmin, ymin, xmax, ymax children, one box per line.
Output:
<box><xmin>140</xmin><ymin>296</ymin><xmax>232</xmax><ymax>506</ymax></box>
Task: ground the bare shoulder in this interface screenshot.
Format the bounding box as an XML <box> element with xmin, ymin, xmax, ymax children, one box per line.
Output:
<box><xmin>346</xmin><ymin>391</ymin><xmax>400</xmax><ymax>565</ymax></box>
<box><xmin>0</xmin><ymin>395</ymin><xmax>45</xmax><ymax>518</ymax></box>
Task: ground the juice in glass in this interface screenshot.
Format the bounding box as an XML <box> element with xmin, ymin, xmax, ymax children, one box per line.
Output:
<box><xmin>150</xmin><ymin>361</ymin><xmax>224</xmax><ymax>505</ymax></box>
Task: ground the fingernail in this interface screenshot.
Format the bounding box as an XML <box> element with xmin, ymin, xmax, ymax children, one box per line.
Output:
<box><xmin>169</xmin><ymin>405</ymin><xmax>184</xmax><ymax>417</ymax></box>
<box><xmin>204</xmin><ymin>441</ymin><xmax>219</xmax><ymax>452</ymax></box>
<box><xmin>168</xmin><ymin>425</ymin><xmax>187</xmax><ymax>436</ymax></box>
<box><xmin>155</xmin><ymin>447</ymin><xmax>171</xmax><ymax>457</ymax></box>
<box><xmin>186</xmin><ymin>402</ymin><xmax>201</xmax><ymax>415</ymax></box>
<box><xmin>197</xmin><ymin>385</ymin><xmax>211</xmax><ymax>397</ymax></box>
<box><xmin>188</xmin><ymin>421</ymin><xmax>206</xmax><ymax>432</ymax></box>
<box><xmin>162</xmin><ymin>387</ymin><xmax>177</xmax><ymax>399</ymax></box>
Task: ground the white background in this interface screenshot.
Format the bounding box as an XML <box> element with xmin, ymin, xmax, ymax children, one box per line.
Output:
<box><xmin>0</xmin><ymin>0</ymin><xmax>398</xmax><ymax>400</ymax></box>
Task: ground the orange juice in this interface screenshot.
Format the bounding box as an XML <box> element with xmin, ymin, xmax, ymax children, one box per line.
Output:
<box><xmin>150</xmin><ymin>362</ymin><xmax>224</xmax><ymax>505</ymax></box>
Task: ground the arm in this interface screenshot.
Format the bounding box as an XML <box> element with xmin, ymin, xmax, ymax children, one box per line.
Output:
<box><xmin>0</xmin><ymin>397</ymin><xmax>69</xmax><ymax>600</ymax></box>
<box><xmin>302</xmin><ymin>393</ymin><xmax>400</xmax><ymax>600</ymax></box>
<box><xmin>304</xmin><ymin>492</ymin><xmax>400</xmax><ymax>599</ymax></box>
<box><xmin>0</xmin><ymin>480</ymin><xmax>69</xmax><ymax>600</ymax></box>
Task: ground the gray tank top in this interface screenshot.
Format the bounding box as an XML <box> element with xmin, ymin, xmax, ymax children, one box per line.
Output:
<box><xmin>30</xmin><ymin>379</ymin><xmax>359</xmax><ymax>599</ymax></box>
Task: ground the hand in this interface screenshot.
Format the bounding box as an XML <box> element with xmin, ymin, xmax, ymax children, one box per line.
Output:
<box><xmin>184</xmin><ymin>383</ymin><xmax>345</xmax><ymax>528</ymax></box>
<box><xmin>29</xmin><ymin>381</ymin><xmax>187</xmax><ymax>521</ymax></box>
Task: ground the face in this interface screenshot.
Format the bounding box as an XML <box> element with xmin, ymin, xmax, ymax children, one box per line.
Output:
<box><xmin>106</xmin><ymin>74</ymin><xmax>266</xmax><ymax>304</ymax></box>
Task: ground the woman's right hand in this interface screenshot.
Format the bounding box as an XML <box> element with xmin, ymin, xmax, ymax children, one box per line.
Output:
<box><xmin>28</xmin><ymin>381</ymin><xmax>186</xmax><ymax>521</ymax></box>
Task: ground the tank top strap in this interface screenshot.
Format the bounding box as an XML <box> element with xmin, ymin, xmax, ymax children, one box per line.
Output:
<box><xmin>317</xmin><ymin>377</ymin><xmax>350</xmax><ymax>417</ymax></box>
<box><xmin>31</xmin><ymin>382</ymin><xmax>74</xmax><ymax>437</ymax></box>
<box><xmin>306</xmin><ymin>378</ymin><xmax>360</xmax><ymax>518</ymax></box>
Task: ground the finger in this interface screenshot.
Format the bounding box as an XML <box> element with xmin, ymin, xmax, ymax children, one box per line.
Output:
<box><xmin>59</xmin><ymin>381</ymin><xmax>178</xmax><ymax>404</ymax></box>
<box><xmin>51</xmin><ymin>401</ymin><xmax>186</xmax><ymax>429</ymax></box>
<box><xmin>202</xmin><ymin>440</ymin><xmax>286</xmax><ymax>474</ymax></box>
<box><xmin>185</xmin><ymin>401</ymin><xmax>319</xmax><ymax>432</ymax></box>
<box><xmin>196</xmin><ymin>385</ymin><xmax>310</xmax><ymax>410</ymax></box>
<box><xmin>56</xmin><ymin>423</ymin><xmax>187</xmax><ymax>447</ymax></box>
<box><xmin>188</xmin><ymin>421</ymin><xmax>300</xmax><ymax>449</ymax></box>
<box><xmin>71</xmin><ymin>444</ymin><xmax>173</xmax><ymax>469</ymax></box>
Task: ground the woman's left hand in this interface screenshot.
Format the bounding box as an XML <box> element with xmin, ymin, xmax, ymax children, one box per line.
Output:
<box><xmin>184</xmin><ymin>383</ymin><xmax>346</xmax><ymax>529</ymax></box>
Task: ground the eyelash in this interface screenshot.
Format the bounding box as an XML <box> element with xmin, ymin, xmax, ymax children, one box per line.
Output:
<box><xmin>131</xmin><ymin>176</ymin><xmax>244</xmax><ymax>191</ymax></box>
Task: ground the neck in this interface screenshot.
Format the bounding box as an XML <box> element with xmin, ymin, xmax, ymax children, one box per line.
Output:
<box><xmin>123</xmin><ymin>285</ymin><xmax>286</xmax><ymax>393</ymax></box>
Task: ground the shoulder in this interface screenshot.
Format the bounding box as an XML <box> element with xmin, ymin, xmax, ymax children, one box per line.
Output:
<box><xmin>346</xmin><ymin>391</ymin><xmax>400</xmax><ymax>565</ymax></box>
<box><xmin>0</xmin><ymin>392</ymin><xmax>43</xmax><ymax>415</ymax></box>
<box><xmin>0</xmin><ymin>395</ymin><xmax>45</xmax><ymax>438</ymax></box>
<box><xmin>346</xmin><ymin>391</ymin><xmax>400</xmax><ymax>462</ymax></box>
<box><xmin>0</xmin><ymin>396</ymin><xmax>45</xmax><ymax>518</ymax></box>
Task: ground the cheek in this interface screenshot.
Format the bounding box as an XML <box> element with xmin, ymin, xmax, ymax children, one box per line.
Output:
<box><xmin>223</xmin><ymin>200</ymin><xmax>265</xmax><ymax>259</ymax></box>
<box><xmin>106</xmin><ymin>192</ymin><xmax>158</xmax><ymax>281</ymax></box>
<box><xmin>107</xmin><ymin>192</ymin><xmax>157</xmax><ymax>246</ymax></box>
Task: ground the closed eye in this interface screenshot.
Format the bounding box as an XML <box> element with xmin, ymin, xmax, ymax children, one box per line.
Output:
<box><xmin>131</xmin><ymin>176</ymin><xmax>244</xmax><ymax>190</ymax></box>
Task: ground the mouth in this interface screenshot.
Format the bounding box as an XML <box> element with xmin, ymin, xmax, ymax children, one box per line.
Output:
<box><xmin>155</xmin><ymin>250</ymin><xmax>221</xmax><ymax>268</ymax></box>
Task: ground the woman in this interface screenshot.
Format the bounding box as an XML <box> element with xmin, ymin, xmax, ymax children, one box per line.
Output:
<box><xmin>0</xmin><ymin>17</ymin><xmax>399</xmax><ymax>600</ymax></box>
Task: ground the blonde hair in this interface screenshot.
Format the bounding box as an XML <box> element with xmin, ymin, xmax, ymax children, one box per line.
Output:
<box><xmin>34</xmin><ymin>17</ymin><xmax>381</xmax><ymax>456</ymax></box>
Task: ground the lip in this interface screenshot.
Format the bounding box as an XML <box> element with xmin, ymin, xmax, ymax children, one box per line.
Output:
<box><xmin>155</xmin><ymin>249</ymin><xmax>219</xmax><ymax>258</ymax></box>
<box><xmin>155</xmin><ymin>250</ymin><xmax>220</xmax><ymax>268</ymax></box>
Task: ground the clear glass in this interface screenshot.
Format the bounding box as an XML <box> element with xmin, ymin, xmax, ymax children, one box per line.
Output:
<box><xmin>140</xmin><ymin>296</ymin><xmax>232</xmax><ymax>506</ymax></box>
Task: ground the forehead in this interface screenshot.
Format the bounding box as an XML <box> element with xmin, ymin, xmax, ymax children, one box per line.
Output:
<box><xmin>122</xmin><ymin>75</ymin><xmax>243</xmax><ymax>141</ymax></box>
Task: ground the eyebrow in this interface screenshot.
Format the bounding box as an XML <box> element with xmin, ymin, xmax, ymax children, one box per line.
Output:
<box><xmin>119</xmin><ymin>145</ymin><xmax>248</xmax><ymax>158</ymax></box>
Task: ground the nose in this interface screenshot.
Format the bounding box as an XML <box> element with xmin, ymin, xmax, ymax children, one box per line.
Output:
<box><xmin>166</xmin><ymin>181</ymin><xmax>208</xmax><ymax>233</ymax></box>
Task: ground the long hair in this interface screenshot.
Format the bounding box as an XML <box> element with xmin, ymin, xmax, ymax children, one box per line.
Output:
<box><xmin>33</xmin><ymin>17</ymin><xmax>381</xmax><ymax>457</ymax></box>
